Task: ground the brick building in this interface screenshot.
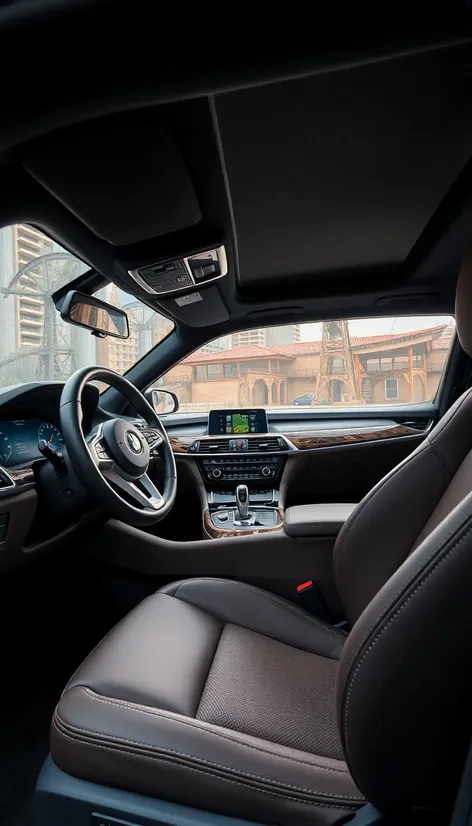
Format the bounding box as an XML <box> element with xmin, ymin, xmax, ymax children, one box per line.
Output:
<box><xmin>160</xmin><ymin>324</ymin><xmax>453</xmax><ymax>409</ymax></box>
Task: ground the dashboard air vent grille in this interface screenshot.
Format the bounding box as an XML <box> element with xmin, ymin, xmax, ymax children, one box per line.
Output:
<box><xmin>247</xmin><ymin>438</ymin><xmax>287</xmax><ymax>452</ymax></box>
<box><xmin>398</xmin><ymin>418</ymin><xmax>433</xmax><ymax>432</ymax></box>
<box><xmin>198</xmin><ymin>439</ymin><xmax>233</xmax><ymax>454</ymax></box>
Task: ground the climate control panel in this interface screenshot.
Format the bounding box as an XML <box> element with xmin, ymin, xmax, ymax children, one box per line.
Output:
<box><xmin>199</xmin><ymin>455</ymin><xmax>284</xmax><ymax>483</ymax></box>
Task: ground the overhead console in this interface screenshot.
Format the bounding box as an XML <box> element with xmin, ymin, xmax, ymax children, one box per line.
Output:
<box><xmin>128</xmin><ymin>245</ymin><xmax>228</xmax><ymax>298</ymax></box>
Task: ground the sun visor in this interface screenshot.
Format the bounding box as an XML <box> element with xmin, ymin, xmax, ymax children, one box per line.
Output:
<box><xmin>22</xmin><ymin>111</ymin><xmax>201</xmax><ymax>246</ymax></box>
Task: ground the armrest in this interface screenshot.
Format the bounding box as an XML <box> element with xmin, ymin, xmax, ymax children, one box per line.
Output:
<box><xmin>284</xmin><ymin>503</ymin><xmax>357</xmax><ymax>538</ymax></box>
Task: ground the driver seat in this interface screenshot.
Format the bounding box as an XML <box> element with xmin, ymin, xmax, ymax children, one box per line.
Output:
<box><xmin>47</xmin><ymin>260</ymin><xmax>472</xmax><ymax>826</ymax></box>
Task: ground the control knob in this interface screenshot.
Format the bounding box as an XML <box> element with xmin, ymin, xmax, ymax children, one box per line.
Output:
<box><xmin>212</xmin><ymin>467</ymin><xmax>222</xmax><ymax>479</ymax></box>
<box><xmin>262</xmin><ymin>466</ymin><xmax>272</xmax><ymax>477</ymax></box>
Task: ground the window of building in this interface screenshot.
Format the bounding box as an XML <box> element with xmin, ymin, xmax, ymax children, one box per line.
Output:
<box><xmin>207</xmin><ymin>364</ymin><xmax>223</xmax><ymax>380</ymax></box>
<box><xmin>224</xmin><ymin>363</ymin><xmax>237</xmax><ymax>379</ymax></box>
<box><xmin>385</xmin><ymin>378</ymin><xmax>399</xmax><ymax>400</ymax></box>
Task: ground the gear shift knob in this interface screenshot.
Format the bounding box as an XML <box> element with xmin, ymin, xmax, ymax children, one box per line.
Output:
<box><xmin>236</xmin><ymin>484</ymin><xmax>249</xmax><ymax>519</ymax></box>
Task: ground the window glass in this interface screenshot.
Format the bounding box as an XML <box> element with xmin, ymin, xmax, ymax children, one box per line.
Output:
<box><xmin>385</xmin><ymin>378</ymin><xmax>399</xmax><ymax>400</ymax></box>
<box><xmin>0</xmin><ymin>224</ymin><xmax>174</xmax><ymax>387</ymax></box>
<box><xmin>159</xmin><ymin>316</ymin><xmax>455</xmax><ymax>411</ymax></box>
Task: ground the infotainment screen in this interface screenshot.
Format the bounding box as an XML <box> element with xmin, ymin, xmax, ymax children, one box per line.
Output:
<box><xmin>208</xmin><ymin>409</ymin><xmax>268</xmax><ymax>436</ymax></box>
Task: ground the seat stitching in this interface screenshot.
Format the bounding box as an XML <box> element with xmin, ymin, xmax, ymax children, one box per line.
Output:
<box><xmin>54</xmin><ymin>714</ymin><xmax>362</xmax><ymax>803</ymax></box>
<box><xmin>342</xmin><ymin>521</ymin><xmax>472</xmax><ymax>758</ymax></box>
<box><xmin>174</xmin><ymin>578</ymin><xmax>343</xmax><ymax>640</ymax></box>
<box><xmin>82</xmin><ymin>688</ymin><xmax>352</xmax><ymax>776</ymax></box>
<box><xmin>340</xmin><ymin>511</ymin><xmax>472</xmax><ymax>686</ymax></box>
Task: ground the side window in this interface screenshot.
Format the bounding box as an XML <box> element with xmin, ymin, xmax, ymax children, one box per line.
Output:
<box><xmin>385</xmin><ymin>378</ymin><xmax>399</xmax><ymax>401</ymax></box>
<box><xmin>159</xmin><ymin>316</ymin><xmax>455</xmax><ymax>411</ymax></box>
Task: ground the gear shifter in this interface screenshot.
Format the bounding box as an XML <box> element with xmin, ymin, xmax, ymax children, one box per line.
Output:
<box><xmin>235</xmin><ymin>484</ymin><xmax>249</xmax><ymax>519</ymax></box>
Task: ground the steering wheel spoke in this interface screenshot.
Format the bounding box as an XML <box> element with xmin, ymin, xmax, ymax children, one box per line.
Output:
<box><xmin>87</xmin><ymin>428</ymin><xmax>114</xmax><ymax>470</ymax></box>
<box><xmin>103</xmin><ymin>469</ymin><xmax>165</xmax><ymax>511</ymax></box>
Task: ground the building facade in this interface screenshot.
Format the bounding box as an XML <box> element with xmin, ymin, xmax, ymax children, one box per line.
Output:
<box><xmin>232</xmin><ymin>324</ymin><xmax>300</xmax><ymax>349</ymax></box>
<box><xmin>161</xmin><ymin>325</ymin><xmax>453</xmax><ymax>409</ymax></box>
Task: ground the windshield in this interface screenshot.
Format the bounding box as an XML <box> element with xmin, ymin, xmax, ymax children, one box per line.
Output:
<box><xmin>0</xmin><ymin>224</ymin><xmax>174</xmax><ymax>387</ymax></box>
<box><xmin>159</xmin><ymin>317</ymin><xmax>455</xmax><ymax>411</ymax></box>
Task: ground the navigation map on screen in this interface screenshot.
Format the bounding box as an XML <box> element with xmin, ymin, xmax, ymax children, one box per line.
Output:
<box><xmin>231</xmin><ymin>413</ymin><xmax>249</xmax><ymax>434</ymax></box>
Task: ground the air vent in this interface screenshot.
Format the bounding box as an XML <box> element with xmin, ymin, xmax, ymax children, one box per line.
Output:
<box><xmin>0</xmin><ymin>468</ymin><xmax>15</xmax><ymax>489</ymax></box>
<box><xmin>398</xmin><ymin>418</ymin><xmax>433</xmax><ymax>432</ymax></box>
<box><xmin>198</xmin><ymin>439</ymin><xmax>232</xmax><ymax>454</ymax></box>
<box><xmin>247</xmin><ymin>438</ymin><xmax>287</xmax><ymax>452</ymax></box>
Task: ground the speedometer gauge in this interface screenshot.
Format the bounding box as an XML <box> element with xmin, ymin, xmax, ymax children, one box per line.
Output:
<box><xmin>0</xmin><ymin>432</ymin><xmax>12</xmax><ymax>464</ymax></box>
<box><xmin>38</xmin><ymin>422</ymin><xmax>64</xmax><ymax>451</ymax></box>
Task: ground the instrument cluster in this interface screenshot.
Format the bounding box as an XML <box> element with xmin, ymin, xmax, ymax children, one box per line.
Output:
<box><xmin>0</xmin><ymin>419</ymin><xmax>63</xmax><ymax>467</ymax></box>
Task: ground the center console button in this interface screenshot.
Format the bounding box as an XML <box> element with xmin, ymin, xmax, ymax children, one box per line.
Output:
<box><xmin>212</xmin><ymin>468</ymin><xmax>222</xmax><ymax>479</ymax></box>
<box><xmin>262</xmin><ymin>466</ymin><xmax>271</xmax><ymax>477</ymax></box>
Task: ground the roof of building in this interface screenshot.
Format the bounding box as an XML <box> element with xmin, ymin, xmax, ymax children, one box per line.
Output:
<box><xmin>184</xmin><ymin>325</ymin><xmax>451</xmax><ymax>364</ymax></box>
<box><xmin>431</xmin><ymin>337</ymin><xmax>453</xmax><ymax>350</ymax></box>
<box><xmin>184</xmin><ymin>344</ymin><xmax>292</xmax><ymax>363</ymax></box>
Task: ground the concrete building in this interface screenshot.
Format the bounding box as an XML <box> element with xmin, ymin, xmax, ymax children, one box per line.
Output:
<box><xmin>161</xmin><ymin>325</ymin><xmax>453</xmax><ymax>408</ymax></box>
<box><xmin>0</xmin><ymin>225</ymin><xmax>175</xmax><ymax>382</ymax></box>
<box><xmin>232</xmin><ymin>325</ymin><xmax>300</xmax><ymax>349</ymax></box>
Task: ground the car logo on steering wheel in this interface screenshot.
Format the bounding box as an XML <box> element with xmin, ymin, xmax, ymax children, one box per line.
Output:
<box><xmin>126</xmin><ymin>431</ymin><xmax>143</xmax><ymax>454</ymax></box>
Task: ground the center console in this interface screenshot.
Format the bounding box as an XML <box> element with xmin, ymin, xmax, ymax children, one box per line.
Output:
<box><xmin>188</xmin><ymin>408</ymin><xmax>293</xmax><ymax>536</ymax></box>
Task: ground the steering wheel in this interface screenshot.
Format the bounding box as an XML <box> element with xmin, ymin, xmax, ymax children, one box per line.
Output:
<box><xmin>60</xmin><ymin>366</ymin><xmax>177</xmax><ymax>527</ymax></box>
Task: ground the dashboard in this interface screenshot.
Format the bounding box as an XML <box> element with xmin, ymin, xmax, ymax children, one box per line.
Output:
<box><xmin>0</xmin><ymin>419</ymin><xmax>64</xmax><ymax>467</ymax></box>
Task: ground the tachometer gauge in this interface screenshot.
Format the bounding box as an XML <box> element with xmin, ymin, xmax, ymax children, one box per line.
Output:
<box><xmin>0</xmin><ymin>432</ymin><xmax>12</xmax><ymax>464</ymax></box>
<box><xmin>38</xmin><ymin>422</ymin><xmax>64</xmax><ymax>451</ymax></box>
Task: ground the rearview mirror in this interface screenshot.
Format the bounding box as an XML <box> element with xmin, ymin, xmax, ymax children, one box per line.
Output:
<box><xmin>60</xmin><ymin>290</ymin><xmax>129</xmax><ymax>339</ymax></box>
<box><xmin>146</xmin><ymin>388</ymin><xmax>179</xmax><ymax>415</ymax></box>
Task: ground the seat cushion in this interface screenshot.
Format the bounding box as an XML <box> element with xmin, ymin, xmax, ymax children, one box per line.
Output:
<box><xmin>51</xmin><ymin>579</ymin><xmax>363</xmax><ymax>826</ymax></box>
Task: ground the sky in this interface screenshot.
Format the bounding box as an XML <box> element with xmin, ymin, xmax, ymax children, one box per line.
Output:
<box><xmin>300</xmin><ymin>315</ymin><xmax>453</xmax><ymax>342</ymax></box>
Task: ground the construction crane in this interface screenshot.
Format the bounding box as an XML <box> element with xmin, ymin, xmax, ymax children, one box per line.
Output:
<box><xmin>0</xmin><ymin>252</ymin><xmax>84</xmax><ymax>381</ymax></box>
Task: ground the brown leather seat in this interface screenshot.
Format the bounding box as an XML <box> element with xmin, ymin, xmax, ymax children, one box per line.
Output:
<box><xmin>52</xmin><ymin>260</ymin><xmax>472</xmax><ymax>825</ymax></box>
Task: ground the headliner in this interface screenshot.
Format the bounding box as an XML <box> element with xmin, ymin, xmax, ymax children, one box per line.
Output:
<box><xmin>0</xmin><ymin>7</ymin><xmax>472</xmax><ymax>343</ymax></box>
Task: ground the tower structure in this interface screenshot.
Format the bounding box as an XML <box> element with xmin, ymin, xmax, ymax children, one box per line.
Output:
<box><xmin>316</xmin><ymin>319</ymin><xmax>360</xmax><ymax>403</ymax></box>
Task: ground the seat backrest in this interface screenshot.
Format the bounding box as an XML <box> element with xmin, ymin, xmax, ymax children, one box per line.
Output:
<box><xmin>336</xmin><ymin>488</ymin><xmax>472</xmax><ymax>817</ymax></box>
<box><xmin>333</xmin><ymin>387</ymin><xmax>472</xmax><ymax>624</ymax></box>
<box><xmin>335</xmin><ymin>255</ymin><xmax>472</xmax><ymax>817</ymax></box>
<box><xmin>333</xmin><ymin>253</ymin><xmax>472</xmax><ymax>627</ymax></box>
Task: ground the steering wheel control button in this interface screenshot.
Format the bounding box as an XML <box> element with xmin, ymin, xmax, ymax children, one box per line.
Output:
<box><xmin>141</xmin><ymin>428</ymin><xmax>163</xmax><ymax>452</ymax></box>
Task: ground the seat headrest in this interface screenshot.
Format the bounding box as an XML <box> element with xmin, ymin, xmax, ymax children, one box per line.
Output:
<box><xmin>455</xmin><ymin>253</ymin><xmax>472</xmax><ymax>357</ymax></box>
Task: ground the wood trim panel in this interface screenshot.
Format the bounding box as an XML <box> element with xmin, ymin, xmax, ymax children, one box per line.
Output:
<box><xmin>288</xmin><ymin>423</ymin><xmax>422</xmax><ymax>450</ymax></box>
<box><xmin>203</xmin><ymin>508</ymin><xmax>284</xmax><ymax>539</ymax></box>
<box><xmin>170</xmin><ymin>424</ymin><xmax>424</xmax><ymax>454</ymax></box>
<box><xmin>7</xmin><ymin>466</ymin><xmax>35</xmax><ymax>487</ymax></box>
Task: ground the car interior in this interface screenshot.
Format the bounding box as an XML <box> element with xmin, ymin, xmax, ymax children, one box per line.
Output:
<box><xmin>3</xmin><ymin>5</ymin><xmax>472</xmax><ymax>826</ymax></box>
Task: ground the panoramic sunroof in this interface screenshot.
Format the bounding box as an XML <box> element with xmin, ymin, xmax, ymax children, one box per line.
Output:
<box><xmin>216</xmin><ymin>43</ymin><xmax>472</xmax><ymax>286</ymax></box>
